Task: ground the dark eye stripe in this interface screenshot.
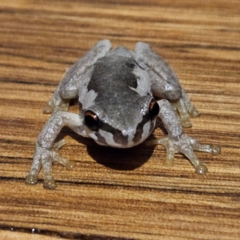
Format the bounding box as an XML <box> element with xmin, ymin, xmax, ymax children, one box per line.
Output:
<box><xmin>95</xmin><ymin>132</ymin><xmax>108</xmax><ymax>146</ymax></box>
<box><xmin>132</xmin><ymin>115</ymin><xmax>149</xmax><ymax>143</ymax></box>
<box><xmin>100</xmin><ymin>122</ymin><xmax>129</xmax><ymax>146</ymax></box>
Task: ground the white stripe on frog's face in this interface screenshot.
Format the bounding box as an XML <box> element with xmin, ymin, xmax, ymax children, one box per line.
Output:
<box><xmin>92</xmin><ymin>120</ymin><xmax>156</xmax><ymax>149</ymax></box>
<box><xmin>89</xmin><ymin>129</ymin><xmax>124</xmax><ymax>148</ymax></box>
<box><xmin>93</xmin><ymin>129</ymin><xmax>127</xmax><ymax>148</ymax></box>
<box><xmin>142</xmin><ymin>121</ymin><xmax>152</xmax><ymax>140</ymax></box>
<box><xmin>99</xmin><ymin>130</ymin><xmax>123</xmax><ymax>147</ymax></box>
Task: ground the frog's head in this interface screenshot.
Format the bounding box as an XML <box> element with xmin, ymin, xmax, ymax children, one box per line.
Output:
<box><xmin>83</xmin><ymin>95</ymin><xmax>159</xmax><ymax>148</ymax></box>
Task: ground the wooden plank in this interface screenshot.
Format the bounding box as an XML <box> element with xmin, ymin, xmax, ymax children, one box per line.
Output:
<box><xmin>0</xmin><ymin>0</ymin><xmax>239</xmax><ymax>239</ymax></box>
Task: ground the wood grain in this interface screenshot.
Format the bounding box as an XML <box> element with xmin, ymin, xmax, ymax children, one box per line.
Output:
<box><xmin>0</xmin><ymin>0</ymin><xmax>240</xmax><ymax>239</ymax></box>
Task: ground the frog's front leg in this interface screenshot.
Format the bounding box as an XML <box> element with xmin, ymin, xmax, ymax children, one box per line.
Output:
<box><xmin>134</xmin><ymin>42</ymin><xmax>198</xmax><ymax>128</ymax></box>
<box><xmin>147</xmin><ymin>99</ymin><xmax>220</xmax><ymax>174</ymax></box>
<box><xmin>26</xmin><ymin>111</ymin><xmax>87</xmax><ymax>189</ymax></box>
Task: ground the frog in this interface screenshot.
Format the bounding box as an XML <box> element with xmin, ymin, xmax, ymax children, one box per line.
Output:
<box><xmin>25</xmin><ymin>39</ymin><xmax>221</xmax><ymax>189</ymax></box>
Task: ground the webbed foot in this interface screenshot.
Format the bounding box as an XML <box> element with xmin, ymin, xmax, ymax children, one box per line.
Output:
<box><xmin>43</xmin><ymin>177</ymin><xmax>56</xmax><ymax>189</ymax></box>
<box><xmin>43</xmin><ymin>98</ymin><xmax>69</xmax><ymax>114</ymax></box>
<box><xmin>146</xmin><ymin>134</ymin><xmax>220</xmax><ymax>174</ymax></box>
<box><xmin>171</xmin><ymin>90</ymin><xmax>200</xmax><ymax>128</ymax></box>
<box><xmin>25</xmin><ymin>174</ymin><xmax>38</xmax><ymax>185</ymax></box>
<box><xmin>171</xmin><ymin>99</ymin><xmax>199</xmax><ymax>128</ymax></box>
<box><xmin>26</xmin><ymin>139</ymin><xmax>75</xmax><ymax>189</ymax></box>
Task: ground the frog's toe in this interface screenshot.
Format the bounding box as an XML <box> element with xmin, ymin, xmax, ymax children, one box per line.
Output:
<box><xmin>189</xmin><ymin>106</ymin><xmax>200</xmax><ymax>118</ymax></box>
<box><xmin>195</xmin><ymin>164</ymin><xmax>208</xmax><ymax>175</ymax></box>
<box><xmin>52</xmin><ymin>151</ymin><xmax>75</xmax><ymax>170</ymax></box>
<box><xmin>65</xmin><ymin>161</ymin><xmax>76</xmax><ymax>170</ymax></box>
<box><xmin>43</xmin><ymin>177</ymin><xmax>56</xmax><ymax>189</ymax></box>
<box><xmin>144</xmin><ymin>139</ymin><xmax>159</xmax><ymax>146</ymax></box>
<box><xmin>191</xmin><ymin>141</ymin><xmax>221</xmax><ymax>156</ymax></box>
<box><xmin>25</xmin><ymin>174</ymin><xmax>38</xmax><ymax>185</ymax></box>
<box><xmin>43</xmin><ymin>100</ymin><xmax>69</xmax><ymax>114</ymax></box>
<box><xmin>57</xmin><ymin>101</ymin><xmax>69</xmax><ymax>112</ymax></box>
<box><xmin>165</xmin><ymin>156</ymin><xmax>174</xmax><ymax>166</ymax></box>
<box><xmin>43</xmin><ymin>103</ymin><xmax>54</xmax><ymax>114</ymax></box>
<box><xmin>210</xmin><ymin>145</ymin><xmax>221</xmax><ymax>155</ymax></box>
<box><xmin>181</xmin><ymin>116</ymin><xmax>192</xmax><ymax>128</ymax></box>
<box><xmin>52</xmin><ymin>139</ymin><xmax>66</xmax><ymax>151</ymax></box>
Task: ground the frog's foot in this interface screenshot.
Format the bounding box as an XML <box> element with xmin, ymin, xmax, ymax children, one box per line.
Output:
<box><xmin>43</xmin><ymin>97</ymin><xmax>69</xmax><ymax>114</ymax></box>
<box><xmin>25</xmin><ymin>139</ymin><xmax>75</xmax><ymax>189</ymax></box>
<box><xmin>188</xmin><ymin>103</ymin><xmax>200</xmax><ymax>118</ymax></box>
<box><xmin>146</xmin><ymin>134</ymin><xmax>221</xmax><ymax>174</ymax></box>
<box><xmin>171</xmin><ymin>90</ymin><xmax>200</xmax><ymax>128</ymax></box>
<box><xmin>171</xmin><ymin>99</ymin><xmax>197</xmax><ymax>128</ymax></box>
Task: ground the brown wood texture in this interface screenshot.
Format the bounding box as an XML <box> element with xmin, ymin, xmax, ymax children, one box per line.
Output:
<box><xmin>0</xmin><ymin>0</ymin><xmax>239</xmax><ymax>239</ymax></box>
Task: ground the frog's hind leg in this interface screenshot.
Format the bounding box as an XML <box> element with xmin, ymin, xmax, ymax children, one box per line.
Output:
<box><xmin>170</xmin><ymin>89</ymin><xmax>200</xmax><ymax>128</ymax></box>
<box><xmin>172</xmin><ymin>89</ymin><xmax>200</xmax><ymax>118</ymax></box>
<box><xmin>43</xmin><ymin>39</ymin><xmax>112</xmax><ymax>114</ymax></box>
<box><xmin>134</xmin><ymin>42</ymin><xmax>199</xmax><ymax>128</ymax></box>
<box><xmin>43</xmin><ymin>86</ymin><xmax>70</xmax><ymax>114</ymax></box>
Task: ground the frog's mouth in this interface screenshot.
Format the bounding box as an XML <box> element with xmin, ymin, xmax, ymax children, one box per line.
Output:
<box><xmin>93</xmin><ymin>119</ymin><xmax>156</xmax><ymax>149</ymax></box>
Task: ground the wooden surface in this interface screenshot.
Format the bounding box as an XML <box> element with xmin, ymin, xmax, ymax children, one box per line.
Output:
<box><xmin>0</xmin><ymin>0</ymin><xmax>240</xmax><ymax>239</ymax></box>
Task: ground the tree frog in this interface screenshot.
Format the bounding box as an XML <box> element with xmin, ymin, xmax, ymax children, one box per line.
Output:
<box><xmin>26</xmin><ymin>40</ymin><xmax>220</xmax><ymax>189</ymax></box>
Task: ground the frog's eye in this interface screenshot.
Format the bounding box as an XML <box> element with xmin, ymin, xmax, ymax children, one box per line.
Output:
<box><xmin>84</xmin><ymin>110</ymin><xmax>100</xmax><ymax>131</ymax></box>
<box><xmin>149</xmin><ymin>99</ymin><xmax>159</xmax><ymax>120</ymax></box>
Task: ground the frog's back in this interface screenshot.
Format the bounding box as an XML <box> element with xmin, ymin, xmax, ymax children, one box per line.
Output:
<box><xmin>88</xmin><ymin>55</ymin><xmax>139</xmax><ymax>100</ymax></box>
<box><xmin>85</xmin><ymin>54</ymin><xmax>152</xmax><ymax>133</ymax></box>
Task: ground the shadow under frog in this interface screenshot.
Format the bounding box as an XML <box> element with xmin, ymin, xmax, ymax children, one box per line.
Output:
<box><xmin>58</xmin><ymin>126</ymin><xmax>156</xmax><ymax>171</ymax></box>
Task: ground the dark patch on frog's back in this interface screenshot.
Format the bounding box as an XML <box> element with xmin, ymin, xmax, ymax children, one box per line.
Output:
<box><xmin>87</xmin><ymin>55</ymin><xmax>138</xmax><ymax>98</ymax></box>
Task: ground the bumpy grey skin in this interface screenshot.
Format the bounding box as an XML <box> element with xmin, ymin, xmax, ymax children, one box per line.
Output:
<box><xmin>26</xmin><ymin>39</ymin><xmax>220</xmax><ymax>189</ymax></box>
